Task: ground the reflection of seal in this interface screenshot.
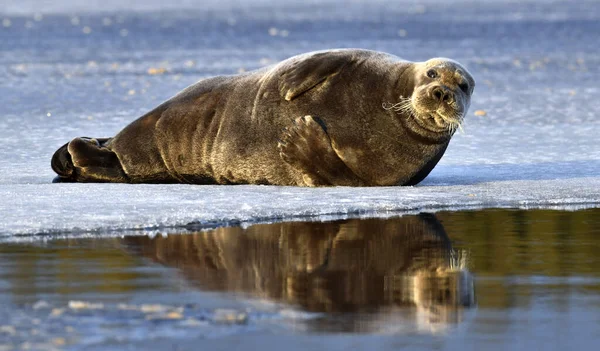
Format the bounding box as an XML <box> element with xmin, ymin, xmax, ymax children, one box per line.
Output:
<box><xmin>123</xmin><ymin>214</ymin><xmax>475</xmax><ymax>333</ymax></box>
<box><xmin>52</xmin><ymin>49</ymin><xmax>475</xmax><ymax>186</ymax></box>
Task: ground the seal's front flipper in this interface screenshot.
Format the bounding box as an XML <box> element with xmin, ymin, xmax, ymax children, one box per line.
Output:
<box><xmin>279</xmin><ymin>51</ymin><xmax>359</xmax><ymax>101</ymax></box>
<box><xmin>51</xmin><ymin>137</ymin><xmax>128</xmax><ymax>183</ymax></box>
<box><xmin>277</xmin><ymin>115</ymin><xmax>365</xmax><ymax>187</ymax></box>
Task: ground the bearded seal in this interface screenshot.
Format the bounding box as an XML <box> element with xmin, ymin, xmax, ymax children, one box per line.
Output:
<box><xmin>51</xmin><ymin>49</ymin><xmax>475</xmax><ymax>186</ymax></box>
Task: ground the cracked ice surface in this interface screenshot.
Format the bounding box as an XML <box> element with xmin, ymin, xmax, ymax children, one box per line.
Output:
<box><xmin>1</xmin><ymin>0</ymin><xmax>599</xmax><ymax>238</ymax></box>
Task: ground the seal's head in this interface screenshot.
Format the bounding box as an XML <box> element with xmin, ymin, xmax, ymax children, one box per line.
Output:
<box><xmin>387</xmin><ymin>58</ymin><xmax>475</xmax><ymax>138</ymax></box>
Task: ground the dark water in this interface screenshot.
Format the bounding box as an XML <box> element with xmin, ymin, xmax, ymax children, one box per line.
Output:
<box><xmin>1</xmin><ymin>208</ymin><xmax>600</xmax><ymax>350</ymax></box>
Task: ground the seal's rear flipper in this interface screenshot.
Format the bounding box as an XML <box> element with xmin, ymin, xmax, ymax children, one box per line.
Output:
<box><xmin>51</xmin><ymin>142</ymin><xmax>75</xmax><ymax>181</ymax></box>
<box><xmin>51</xmin><ymin>137</ymin><xmax>129</xmax><ymax>183</ymax></box>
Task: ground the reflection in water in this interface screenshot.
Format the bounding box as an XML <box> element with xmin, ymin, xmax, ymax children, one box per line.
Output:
<box><xmin>123</xmin><ymin>214</ymin><xmax>475</xmax><ymax>333</ymax></box>
<box><xmin>2</xmin><ymin>209</ymin><xmax>600</xmax><ymax>344</ymax></box>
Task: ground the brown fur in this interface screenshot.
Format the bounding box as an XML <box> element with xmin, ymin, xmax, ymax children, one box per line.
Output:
<box><xmin>51</xmin><ymin>49</ymin><xmax>475</xmax><ymax>186</ymax></box>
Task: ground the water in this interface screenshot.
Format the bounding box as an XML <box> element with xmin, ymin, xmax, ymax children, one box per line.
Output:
<box><xmin>1</xmin><ymin>208</ymin><xmax>599</xmax><ymax>350</ymax></box>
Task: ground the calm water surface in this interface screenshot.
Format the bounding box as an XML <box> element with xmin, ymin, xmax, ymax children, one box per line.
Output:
<box><xmin>1</xmin><ymin>208</ymin><xmax>599</xmax><ymax>350</ymax></box>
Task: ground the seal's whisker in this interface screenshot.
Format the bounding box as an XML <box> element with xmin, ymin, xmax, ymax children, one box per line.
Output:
<box><xmin>383</xmin><ymin>96</ymin><xmax>416</xmax><ymax>117</ymax></box>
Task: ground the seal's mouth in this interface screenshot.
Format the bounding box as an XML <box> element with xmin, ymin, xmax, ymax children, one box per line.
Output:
<box><xmin>382</xmin><ymin>98</ymin><xmax>463</xmax><ymax>133</ymax></box>
<box><xmin>421</xmin><ymin>110</ymin><xmax>462</xmax><ymax>133</ymax></box>
<box><xmin>429</xmin><ymin>111</ymin><xmax>463</xmax><ymax>129</ymax></box>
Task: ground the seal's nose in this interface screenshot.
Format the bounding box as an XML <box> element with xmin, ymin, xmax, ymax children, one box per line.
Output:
<box><xmin>430</xmin><ymin>86</ymin><xmax>454</xmax><ymax>104</ymax></box>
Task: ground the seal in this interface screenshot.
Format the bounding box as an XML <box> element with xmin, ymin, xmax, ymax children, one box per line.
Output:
<box><xmin>51</xmin><ymin>49</ymin><xmax>475</xmax><ymax>186</ymax></box>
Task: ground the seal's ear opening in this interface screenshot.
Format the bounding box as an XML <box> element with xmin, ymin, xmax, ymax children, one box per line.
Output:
<box><xmin>51</xmin><ymin>142</ymin><xmax>75</xmax><ymax>182</ymax></box>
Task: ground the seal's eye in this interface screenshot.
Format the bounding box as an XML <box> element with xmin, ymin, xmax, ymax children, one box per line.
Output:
<box><xmin>426</xmin><ymin>69</ymin><xmax>437</xmax><ymax>79</ymax></box>
<box><xmin>459</xmin><ymin>82</ymin><xmax>469</xmax><ymax>93</ymax></box>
